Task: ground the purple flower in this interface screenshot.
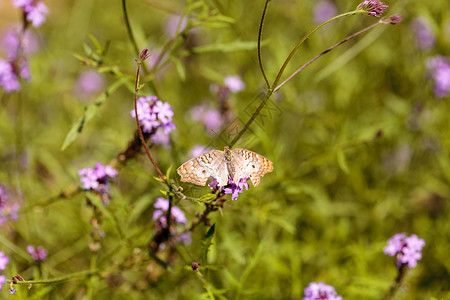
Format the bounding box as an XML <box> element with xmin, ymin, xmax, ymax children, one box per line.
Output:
<box><xmin>426</xmin><ymin>55</ymin><xmax>450</xmax><ymax>98</ymax></box>
<box><xmin>0</xmin><ymin>275</ymin><xmax>6</xmax><ymax>291</ymax></box>
<box><xmin>0</xmin><ymin>251</ymin><xmax>9</xmax><ymax>270</ymax></box>
<box><xmin>411</xmin><ymin>17</ymin><xmax>435</xmax><ymax>50</ymax></box>
<box><xmin>189</xmin><ymin>145</ymin><xmax>214</xmax><ymax>159</ymax></box>
<box><xmin>150</xmin><ymin>128</ymin><xmax>171</xmax><ymax>146</ymax></box>
<box><xmin>164</xmin><ymin>14</ymin><xmax>188</xmax><ymax>37</ymax></box>
<box><xmin>0</xmin><ymin>58</ymin><xmax>20</xmax><ymax>92</ymax></box>
<box><xmin>78</xmin><ymin>167</ymin><xmax>99</xmax><ymax>190</ymax></box>
<box><xmin>78</xmin><ymin>163</ymin><xmax>117</xmax><ymax>199</ymax></box>
<box><xmin>384</xmin><ymin>233</ymin><xmax>425</xmax><ymax>268</ymax></box>
<box><xmin>0</xmin><ymin>186</ymin><xmax>6</xmax><ymax>207</ymax></box>
<box><xmin>13</xmin><ymin>0</ymin><xmax>49</xmax><ymax>28</ymax></box>
<box><xmin>176</xmin><ymin>232</ymin><xmax>192</xmax><ymax>245</ymax></box>
<box><xmin>27</xmin><ymin>245</ymin><xmax>48</xmax><ymax>261</ymax></box>
<box><xmin>303</xmin><ymin>282</ymin><xmax>342</xmax><ymax>300</ymax></box>
<box><xmin>224</xmin><ymin>75</ymin><xmax>245</xmax><ymax>93</ymax></box>
<box><xmin>1</xmin><ymin>27</ymin><xmax>40</xmax><ymax>59</ymax></box>
<box><xmin>152</xmin><ymin>197</ymin><xmax>187</xmax><ymax>224</ymax></box>
<box><xmin>314</xmin><ymin>0</ymin><xmax>337</xmax><ymax>24</ymax></box>
<box><xmin>388</xmin><ymin>15</ymin><xmax>404</xmax><ymax>25</ymax></box>
<box><xmin>24</xmin><ymin>1</ymin><xmax>49</xmax><ymax>28</ymax></box>
<box><xmin>12</xmin><ymin>0</ymin><xmax>33</xmax><ymax>7</ymax></box>
<box><xmin>131</xmin><ymin>96</ymin><xmax>176</xmax><ymax>144</ymax></box>
<box><xmin>189</xmin><ymin>103</ymin><xmax>207</xmax><ymax>122</ymax></box>
<box><xmin>203</xmin><ymin>109</ymin><xmax>224</xmax><ymax>132</ymax></box>
<box><xmin>357</xmin><ymin>1</ymin><xmax>388</xmax><ymax>18</ymax></box>
<box><xmin>75</xmin><ymin>70</ymin><xmax>105</xmax><ymax>96</ymax></box>
<box><xmin>209</xmin><ymin>177</ymin><xmax>250</xmax><ymax>200</ymax></box>
<box><xmin>9</xmin><ymin>287</ymin><xmax>17</xmax><ymax>294</ymax></box>
<box><xmin>191</xmin><ymin>262</ymin><xmax>200</xmax><ymax>271</ymax></box>
<box><xmin>0</xmin><ymin>186</ymin><xmax>20</xmax><ymax>225</ymax></box>
<box><xmin>0</xmin><ymin>53</ymin><xmax>31</xmax><ymax>93</ymax></box>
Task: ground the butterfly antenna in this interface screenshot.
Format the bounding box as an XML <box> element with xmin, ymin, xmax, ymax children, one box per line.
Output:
<box><xmin>209</xmin><ymin>128</ymin><xmax>230</xmax><ymax>147</ymax></box>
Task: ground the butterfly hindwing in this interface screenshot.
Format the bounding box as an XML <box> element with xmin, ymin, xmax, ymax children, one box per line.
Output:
<box><xmin>230</xmin><ymin>148</ymin><xmax>273</xmax><ymax>187</ymax></box>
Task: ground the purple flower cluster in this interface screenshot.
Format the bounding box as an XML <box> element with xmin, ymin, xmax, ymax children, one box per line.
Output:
<box><xmin>303</xmin><ymin>282</ymin><xmax>342</xmax><ymax>300</ymax></box>
<box><xmin>411</xmin><ymin>17</ymin><xmax>435</xmax><ymax>51</ymax></box>
<box><xmin>1</xmin><ymin>28</ymin><xmax>40</xmax><ymax>57</ymax></box>
<box><xmin>78</xmin><ymin>163</ymin><xmax>118</xmax><ymax>202</ymax></box>
<box><xmin>313</xmin><ymin>0</ymin><xmax>337</xmax><ymax>24</ymax></box>
<box><xmin>223</xmin><ymin>75</ymin><xmax>246</xmax><ymax>93</ymax></box>
<box><xmin>190</xmin><ymin>103</ymin><xmax>224</xmax><ymax>133</ymax></box>
<box><xmin>0</xmin><ymin>185</ymin><xmax>20</xmax><ymax>225</ymax></box>
<box><xmin>12</xmin><ymin>0</ymin><xmax>49</xmax><ymax>28</ymax></box>
<box><xmin>0</xmin><ymin>251</ymin><xmax>9</xmax><ymax>291</ymax></box>
<box><xmin>0</xmin><ymin>56</ymin><xmax>30</xmax><ymax>92</ymax></box>
<box><xmin>357</xmin><ymin>0</ymin><xmax>388</xmax><ymax>18</ymax></box>
<box><xmin>0</xmin><ymin>0</ymin><xmax>45</xmax><ymax>93</ymax></box>
<box><xmin>426</xmin><ymin>56</ymin><xmax>450</xmax><ymax>98</ymax></box>
<box><xmin>152</xmin><ymin>198</ymin><xmax>191</xmax><ymax>246</ymax></box>
<box><xmin>152</xmin><ymin>197</ymin><xmax>187</xmax><ymax>224</ymax></box>
<box><xmin>75</xmin><ymin>70</ymin><xmax>105</xmax><ymax>97</ymax></box>
<box><xmin>131</xmin><ymin>96</ymin><xmax>176</xmax><ymax>145</ymax></box>
<box><xmin>27</xmin><ymin>245</ymin><xmax>48</xmax><ymax>261</ymax></box>
<box><xmin>209</xmin><ymin>177</ymin><xmax>250</xmax><ymax>200</ymax></box>
<box><xmin>383</xmin><ymin>233</ymin><xmax>425</xmax><ymax>268</ymax></box>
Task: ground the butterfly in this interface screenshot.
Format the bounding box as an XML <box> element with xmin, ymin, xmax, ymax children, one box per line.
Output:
<box><xmin>177</xmin><ymin>146</ymin><xmax>273</xmax><ymax>187</ymax></box>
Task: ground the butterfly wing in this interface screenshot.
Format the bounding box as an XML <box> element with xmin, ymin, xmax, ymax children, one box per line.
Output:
<box><xmin>231</xmin><ymin>148</ymin><xmax>273</xmax><ymax>187</ymax></box>
<box><xmin>177</xmin><ymin>150</ymin><xmax>228</xmax><ymax>186</ymax></box>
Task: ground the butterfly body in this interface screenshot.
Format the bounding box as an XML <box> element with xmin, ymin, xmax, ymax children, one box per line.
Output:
<box><xmin>177</xmin><ymin>147</ymin><xmax>273</xmax><ymax>187</ymax></box>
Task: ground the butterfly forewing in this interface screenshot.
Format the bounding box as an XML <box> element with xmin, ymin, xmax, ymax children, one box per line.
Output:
<box><xmin>230</xmin><ymin>148</ymin><xmax>273</xmax><ymax>187</ymax></box>
<box><xmin>177</xmin><ymin>150</ymin><xmax>228</xmax><ymax>186</ymax></box>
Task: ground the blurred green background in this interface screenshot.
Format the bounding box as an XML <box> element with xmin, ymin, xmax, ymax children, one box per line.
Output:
<box><xmin>0</xmin><ymin>0</ymin><xmax>449</xmax><ymax>299</ymax></box>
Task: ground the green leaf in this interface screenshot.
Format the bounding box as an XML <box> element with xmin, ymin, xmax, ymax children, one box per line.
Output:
<box><xmin>88</xmin><ymin>34</ymin><xmax>102</xmax><ymax>53</ymax></box>
<box><xmin>153</xmin><ymin>176</ymin><xmax>165</xmax><ymax>183</ymax></box>
<box><xmin>172</xmin><ymin>57</ymin><xmax>186</xmax><ymax>81</ymax></box>
<box><xmin>61</xmin><ymin>78</ymin><xmax>127</xmax><ymax>150</ymax></box>
<box><xmin>337</xmin><ymin>149</ymin><xmax>350</xmax><ymax>174</ymax></box>
<box><xmin>201</xmin><ymin>224</ymin><xmax>215</xmax><ymax>264</ymax></box>
<box><xmin>235</xmin><ymin>239</ymin><xmax>268</xmax><ymax>297</ymax></box>
<box><xmin>179</xmin><ymin>40</ymin><xmax>260</xmax><ymax>57</ymax></box>
<box><xmin>200</xmin><ymin>193</ymin><xmax>218</xmax><ymax>201</ymax></box>
<box><xmin>200</xmin><ymin>15</ymin><xmax>235</xmax><ymax>28</ymax></box>
<box><xmin>166</xmin><ymin>165</ymin><xmax>173</xmax><ymax>180</ymax></box>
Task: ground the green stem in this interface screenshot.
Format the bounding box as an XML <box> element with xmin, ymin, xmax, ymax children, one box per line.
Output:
<box><xmin>271</xmin><ymin>10</ymin><xmax>365</xmax><ymax>89</ymax></box>
<box><xmin>121</xmin><ymin>0</ymin><xmax>140</xmax><ymax>56</ymax></box>
<box><xmin>257</xmin><ymin>0</ymin><xmax>271</xmax><ymax>89</ymax></box>
<box><xmin>230</xmin><ymin>10</ymin><xmax>370</xmax><ymax>147</ymax></box>
<box><xmin>7</xmin><ymin>269</ymin><xmax>99</xmax><ymax>285</ymax></box>
<box><xmin>274</xmin><ymin>19</ymin><xmax>383</xmax><ymax>92</ymax></box>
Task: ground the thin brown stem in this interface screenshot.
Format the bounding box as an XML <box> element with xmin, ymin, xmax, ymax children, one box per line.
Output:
<box><xmin>258</xmin><ymin>0</ymin><xmax>271</xmax><ymax>89</ymax></box>
<box><xmin>384</xmin><ymin>264</ymin><xmax>408</xmax><ymax>300</ymax></box>
<box><xmin>272</xmin><ymin>11</ymin><xmax>364</xmax><ymax>90</ymax></box>
<box><xmin>229</xmin><ymin>92</ymin><xmax>272</xmax><ymax>148</ymax></box>
<box><xmin>134</xmin><ymin>54</ymin><xmax>165</xmax><ymax>180</ymax></box>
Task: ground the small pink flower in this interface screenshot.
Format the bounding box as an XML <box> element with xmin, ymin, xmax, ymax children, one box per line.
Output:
<box><xmin>357</xmin><ymin>0</ymin><xmax>388</xmax><ymax>18</ymax></box>
<box><xmin>27</xmin><ymin>245</ymin><xmax>48</xmax><ymax>261</ymax></box>
<box><xmin>224</xmin><ymin>75</ymin><xmax>246</xmax><ymax>93</ymax></box>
